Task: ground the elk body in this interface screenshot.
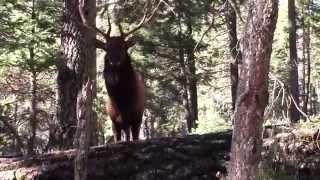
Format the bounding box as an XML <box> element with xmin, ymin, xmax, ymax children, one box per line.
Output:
<box><xmin>78</xmin><ymin>0</ymin><xmax>162</xmax><ymax>142</ymax></box>
<box><xmin>104</xmin><ymin>36</ymin><xmax>145</xmax><ymax>142</ymax></box>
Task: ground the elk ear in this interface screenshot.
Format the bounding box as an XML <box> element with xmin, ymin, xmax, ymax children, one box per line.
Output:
<box><xmin>125</xmin><ymin>38</ymin><xmax>135</xmax><ymax>49</ymax></box>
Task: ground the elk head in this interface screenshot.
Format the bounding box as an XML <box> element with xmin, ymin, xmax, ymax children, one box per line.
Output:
<box><xmin>102</xmin><ymin>24</ymin><xmax>136</xmax><ymax>69</ymax></box>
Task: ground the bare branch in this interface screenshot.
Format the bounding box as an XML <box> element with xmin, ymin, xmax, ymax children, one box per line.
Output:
<box><xmin>124</xmin><ymin>0</ymin><xmax>163</xmax><ymax>37</ymax></box>
<box><xmin>78</xmin><ymin>0</ymin><xmax>110</xmax><ymax>40</ymax></box>
<box><xmin>227</xmin><ymin>0</ymin><xmax>245</xmax><ymax>23</ymax></box>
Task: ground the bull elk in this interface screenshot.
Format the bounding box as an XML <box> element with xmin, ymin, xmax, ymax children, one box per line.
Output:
<box><xmin>78</xmin><ymin>0</ymin><xmax>162</xmax><ymax>142</ymax></box>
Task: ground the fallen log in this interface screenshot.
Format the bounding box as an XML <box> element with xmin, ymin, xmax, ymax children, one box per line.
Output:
<box><xmin>0</xmin><ymin>131</ymin><xmax>232</xmax><ymax>180</ymax></box>
<box><xmin>262</xmin><ymin>127</ymin><xmax>320</xmax><ymax>178</ymax></box>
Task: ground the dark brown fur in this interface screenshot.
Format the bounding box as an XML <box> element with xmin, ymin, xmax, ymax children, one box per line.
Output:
<box><xmin>104</xmin><ymin>37</ymin><xmax>145</xmax><ymax>143</ymax></box>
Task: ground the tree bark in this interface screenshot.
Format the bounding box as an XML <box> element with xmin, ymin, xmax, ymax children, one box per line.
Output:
<box><xmin>186</xmin><ymin>16</ymin><xmax>198</xmax><ymax>130</ymax></box>
<box><xmin>224</xmin><ymin>0</ymin><xmax>242</xmax><ymax>112</ymax></box>
<box><xmin>57</xmin><ymin>0</ymin><xmax>97</xmax><ymax>149</ymax></box>
<box><xmin>187</xmin><ymin>52</ymin><xmax>198</xmax><ymax>128</ymax></box>
<box><xmin>178</xmin><ymin>35</ymin><xmax>191</xmax><ymax>133</ymax></box>
<box><xmin>288</xmin><ymin>0</ymin><xmax>300</xmax><ymax>123</ymax></box>
<box><xmin>28</xmin><ymin>70</ymin><xmax>37</xmax><ymax>155</ymax></box>
<box><xmin>72</xmin><ymin>0</ymin><xmax>97</xmax><ymax>179</ymax></box>
<box><xmin>177</xmin><ymin>6</ymin><xmax>198</xmax><ymax>133</ymax></box>
<box><xmin>177</xmin><ymin>7</ymin><xmax>192</xmax><ymax>134</ymax></box>
<box><xmin>303</xmin><ymin>0</ymin><xmax>311</xmax><ymax>117</ymax></box>
<box><xmin>227</xmin><ymin>0</ymin><xmax>278</xmax><ymax>179</ymax></box>
<box><xmin>302</xmin><ymin>16</ymin><xmax>307</xmax><ymax>118</ymax></box>
<box><xmin>74</xmin><ymin>80</ymin><xmax>93</xmax><ymax>180</ymax></box>
<box><xmin>57</xmin><ymin>0</ymin><xmax>81</xmax><ymax>149</ymax></box>
<box><xmin>312</xmin><ymin>85</ymin><xmax>318</xmax><ymax>114</ymax></box>
<box><xmin>301</xmin><ymin>2</ymin><xmax>311</xmax><ymax>119</ymax></box>
<box><xmin>27</xmin><ymin>0</ymin><xmax>38</xmax><ymax>155</ymax></box>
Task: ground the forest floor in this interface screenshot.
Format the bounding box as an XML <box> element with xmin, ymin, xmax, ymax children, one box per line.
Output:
<box><xmin>0</xmin><ymin>125</ymin><xmax>319</xmax><ymax>180</ymax></box>
<box><xmin>261</xmin><ymin>124</ymin><xmax>320</xmax><ymax>179</ymax></box>
<box><xmin>0</xmin><ymin>131</ymin><xmax>232</xmax><ymax>180</ymax></box>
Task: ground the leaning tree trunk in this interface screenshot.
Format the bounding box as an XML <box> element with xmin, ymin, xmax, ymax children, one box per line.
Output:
<box><xmin>227</xmin><ymin>0</ymin><xmax>278</xmax><ymax>179</ymax></box>
<box><xmin>73</xmin><ymin>0</ymin><xmax>96</xmax><ymax>179</ymax></box>
<box><xmin>224</xmin><ymin>0</ymin><xmax>242</xmax><ymax>112</ymax></box>
<box><xmin>74</xmin><ymin>80</ymin><xmax>94</xmax><ymax>180</ymax></box>
<box><xmin>288</xmin><ymin>0</ymin><xmax>300</xmax><ymax>123</ymax></box>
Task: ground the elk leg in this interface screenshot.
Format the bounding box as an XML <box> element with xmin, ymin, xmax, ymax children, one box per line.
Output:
<box><xmin>131</xmin><ymin>126</ymin><xmax>140</xmax><ymax>141</ymax></box>
<box><xmin>112</xmin><ymin>123</ymin><xmax>121</xmax><ymax>143</ymax></box>
<box><xmin>131</xmin><ymin>112</ymin><xmax>143</xmax><ymax>141</ymax></box>
<box><xmin>124</xmin><ymin>128</ymin><xmax>130</xmax><ymax>142</ymax></box>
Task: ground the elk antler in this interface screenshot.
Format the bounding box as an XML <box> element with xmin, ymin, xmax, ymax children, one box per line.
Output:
<box><xmin>78</xmin><ymin>0</ymin><xmax>111</xmax><ymax>49</ymax></box>
<box><xmin>122</xmin><ymin>0</ymin><xmax>163</xmax><ymax>38</ymax></box>
<box><xmin>78</xmin><ymin>0</ymin><xmax>162</xmax><ymax>43</ymax></box>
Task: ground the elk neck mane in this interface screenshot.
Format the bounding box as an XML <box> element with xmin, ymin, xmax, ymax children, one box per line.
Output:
<box><xmin>103</xmin><ymin>54</ymin><xmax>137</xmax><ymax>111</ymax></box>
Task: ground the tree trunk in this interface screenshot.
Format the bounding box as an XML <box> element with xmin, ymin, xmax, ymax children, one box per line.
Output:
<box><xmin>177</xmin><ymin>8</ymin><xmax>198</xmax><ymax>133</ymax></box>
<box><xmin>312</xmin><ymin>85</ymin><xmax>318</xmax><ymax>114</ymax></box>
<box><xmin>224</xmin><ymin>0</ymin><xmax>242</xmax><ymax>112</ymax></box>
<box><xmin>227</xmin><ymin>0</ymin><xmax>278</xmax><ymax>179</ymax></box>
<box><xmin>27</xmin><ymin>0</ymin><xmax>37</xmax><ymax>155</ymax></box>
<box><xmin>82</xmin><ymin>0</ymin><xmax>97</xmax><ymax>146</ymax></box>
<box><xmin>301</xmin><ymin>0</ymin><xmax>311</xmax><ymax>119</ymax></box>
<box><xmin>57</xmin><ymin>5</ymin><xmax>81</xmax><ymax>149</ymax></box>
<box><xmin>302</xmin><ymin>16</ymin><xmax>307</xmax><ymax>118</ymax></box>
<box><xmin>74</xmin><ymin>80</ymin><xmax>93</xmax><ymax>180</ymax></box>
<box><xmin>186</xmin><ymin>16</ymin><xmax>198</xmax><ymax>130</ymax></box>
<box><xmin>72</xmin><ymin>0</ymin><xmax>96</xmax><ymax>179</ymax></box>
<box><xmin>304</xmin><ymin>0</ymin><xmax>311</xmax><ymax>117</ymax></box>
<box><xmin>177</xmin><ymin>8</ymin><xmax>192</xmax><ymax>134</ymax></box>
<box><xmin>13</xmin><ymin>102</ymin><xmax>22</xmax><ymax>153</ymax></box>
<box><xmin>187</xmin><ymin>52</ymin><xmax>198</xmax><ymax>128</ymax></box>
<box><xmin>56</xmin><ymin>66</ymin><xmax>78</xmax><ymax>149</ymax></box>
<box><xmin>57</xmin><ymin>0</ymin><xmax>86</xmax><ymax>149</ymax></box>
<box><xmin>178</xmin><ymin>34</ymin><xmax>191</xmax><ymax>133</ymax></box>
<box><xmin>288</xmin><ymin>0</ymin><xmax>300</xmax><ymax>123</ymax></box>
<box><xmin>28</xmin><ymin>70</ymin><xmax>37</xmax><ymax>155</ymax></box>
